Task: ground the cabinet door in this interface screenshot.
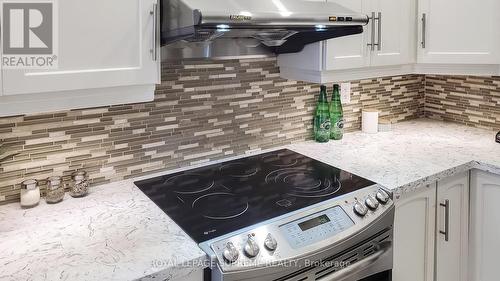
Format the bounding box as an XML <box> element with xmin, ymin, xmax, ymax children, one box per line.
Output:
<box><xmin>436</xmin><ymin>172</ymin><xmax>469</xmax><ymax>281</ymax></box>
<box><xmin>393</xmin><ymin>184</ymin><xmax>436</xmax><ymax>281</ymax></box>
<box><xmin>470</xmin><ymin>170</ymin><xmax>500</xmax><ymax>281</ymax></box>
<box><xmin>2</xmin><ymin>0</ymin><xmax>160</xmax><ymax>96</ymax></box>
<box><xmin>323</xmin><ymin>0</ymin><xmax>370</xmax><ymax>70</ymax></box>
<box><xmin>417</xmin><ymin>0</ymin><xmax>500</xmax><ymax>64</ymax></box>
<box><xmin>370</xmin><ymin>0</ymin><xmax>416</xmax><ymax>66</ymax></box>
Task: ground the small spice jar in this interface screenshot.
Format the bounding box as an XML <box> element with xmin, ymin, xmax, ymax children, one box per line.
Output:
<box><xmin>69</xmin><ymin>171</ymin><xmax>89</xmax><ymax>198</ymax></box>
<box><xmin>20</xmin><ymin>179</ymin><xmax>40</xmax><ymax>208</ymax></box>
<box><xmin>45</xmin><ymin>176</ymin><xmax>65</xmax><ymax>204</ymax></box>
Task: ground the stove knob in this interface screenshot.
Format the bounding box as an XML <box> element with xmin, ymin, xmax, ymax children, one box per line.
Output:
<box><xmin>244</xmin><ymin>236</ymin><xmax>260</xmax><ymax>258</ymax></box>
<box><xmin>264</xmin><ymin>233</ymin><xmax>278</xmax><ymax>251</ymax></box>
<box><xmin>376</xmin><ymin>189</ymin><xmax>390</xmax><ymax>204</ymax></box>
<box><xmin>353</xmin><ymin>201</ymin><xmax>368</xmax><ymax>217</ymax></box>
<box><xmin>222</xmin><ymin>242</ymin><xmax>239</xmax><ymax>263</ymax></box>
<box><xmin>365</xmin><ymin>195</ymin><xmax>379</xmax><ymax>210</ymax></box>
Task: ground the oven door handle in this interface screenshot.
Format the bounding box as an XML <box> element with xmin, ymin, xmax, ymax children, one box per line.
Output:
<box><xmin>321</xmin><ymin>241</ymin><xmax>392</xmax><ymax>281</ymax></box>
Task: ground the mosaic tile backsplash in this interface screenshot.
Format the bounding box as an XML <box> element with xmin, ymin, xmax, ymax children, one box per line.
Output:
<box><xmin>425</xmin><ymin>75</ymin><xmax>500</xmax><ymax>131</ymax></box>
<box><xmin>0</xmin><ymin>58</ymin><xmax>426</xmax><ymax>204</ymax></box>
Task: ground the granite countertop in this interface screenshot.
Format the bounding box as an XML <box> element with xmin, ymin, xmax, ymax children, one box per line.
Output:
<box><xmin>0</xmin><ymin>181</ymin><xmax>207</xmax><ymax>281</ymax></box>
<box><xmin>1</xmin><ymin>119</ymin><xmax>499</xmax><ymax>281</ymax></box>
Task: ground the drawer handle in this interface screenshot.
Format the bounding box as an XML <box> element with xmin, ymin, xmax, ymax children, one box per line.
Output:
<box><xmin>439</xmin><ymin>199</ymin><xmax>450</xmax><ymax>242</ymax></box>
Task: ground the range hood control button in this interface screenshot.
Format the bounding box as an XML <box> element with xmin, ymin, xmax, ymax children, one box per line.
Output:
<box><xmin>365</xmin><ymin>195</ymin><xmax>380</xmax><ymax>210</ymax></box>
<box><xmin>223</xmin><ymin>242</ymin><xmax>239</xmax><ymax>263</ymax></box>
<box><xmin>376</xmin><ymin>189</ymin><xmax>390</xmax><ymax>204</ymax></box>
<box><xmin>264</xmin><ymin>233</ymin><xmax>278</xmax><ymax>251</ymax></box>
<box><xmin>353</xmin><ymin>201</ymin><xmax>368</xmax><ymax>217</ymax></box>
<box><xmin>244</xmin><ymin>236</ymin><xmax>260</xmax><ymax>258</ymax></box>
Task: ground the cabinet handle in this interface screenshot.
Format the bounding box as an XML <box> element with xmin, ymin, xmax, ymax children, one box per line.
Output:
<box><xmin>367</xmin><ymin>12</ymin><xmax>381</xmax><ymax>51</ymax></box>
<box><xmin>367</xmin><ymin>12</ymin><xmax>376</xmax><ymax>51</ymax></box>
<box><xmin>439</xmin><ymin>199</ymin><xmax>450</xmax><ymax>242</ymax></box>
<box><xmin>150</xmin><ymin>2</ymin><xmax>159</xmax><ymax>61</ymax></box>
<box><xmin>421</xmin><ymin>13</ymin><xmax>426</xmax><ymax>48</ymax></box>
<box><xmin>376</xmin><ymin>12</ymin><xmax>382</xmax><ymax>51</ymax></box>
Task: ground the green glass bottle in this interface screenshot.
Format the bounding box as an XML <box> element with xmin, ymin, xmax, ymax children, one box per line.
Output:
<box><xmin>313</xmin><ymin>85</ymin><xmax>331</xmax><ymax>143</ymax></box>
<box><xmin>329</xmin><ymin>84</ymin><xmax>344</xmax><ymax>140</ymax></box>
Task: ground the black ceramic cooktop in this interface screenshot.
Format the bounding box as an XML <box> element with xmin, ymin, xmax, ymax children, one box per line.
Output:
<box><xmin>134</xmin><ymin>149</ymin><xmax>375</xmax><ymax>243</ymax></box>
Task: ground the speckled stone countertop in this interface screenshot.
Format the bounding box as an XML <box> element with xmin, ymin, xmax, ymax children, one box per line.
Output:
<box><xmin>0</xmin><ymin>181</ymin><xmax>207</xmax><ymax>281</ymax></box>
<box><xmin>1</xmin><ymin>119</ymin><xmax>499</xmax><ymax>281</ymax></box>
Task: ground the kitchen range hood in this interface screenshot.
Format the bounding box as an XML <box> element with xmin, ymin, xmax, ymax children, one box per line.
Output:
<box><xmin>161</xmin><ymin>0</ymin><xmax>369</xmax><ymax>60</ymax></box>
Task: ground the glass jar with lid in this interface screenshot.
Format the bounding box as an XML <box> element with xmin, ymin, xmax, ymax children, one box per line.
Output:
<box><xmin>45</xmin><ymin>176</ymin><xmax>65</xmax><ymax>204</ymax></box>
<box><xmin>20</xmin><ymin>179</ymin><xmax>40</xmax><ymax>208</ymax></box>
<box><xmin>69</xmin><ymin>171</ymin><xmax>89</xmax><ymax>198</ymax></box>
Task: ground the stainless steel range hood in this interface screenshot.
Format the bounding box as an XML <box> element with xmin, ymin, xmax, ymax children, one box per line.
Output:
<box><xmin>161</xmin><ymin>0</ymin><xmax>369</xmax><ymax>60</ymax></box>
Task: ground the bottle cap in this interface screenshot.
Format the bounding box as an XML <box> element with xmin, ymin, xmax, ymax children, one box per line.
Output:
<box><xmin>333</xmin><ymin>84</ymin><xmax>340</xmax><ymax>89</ymax></box>
<box><xmin>320</xmin><ymin>85</ymin><xmax>327</xmax><ymax>91</ymax></box>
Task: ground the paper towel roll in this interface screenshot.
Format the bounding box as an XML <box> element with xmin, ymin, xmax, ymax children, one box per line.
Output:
<box><xmin>362</xmin><ymin>109</ymin><xmax>379</xmax><ymax>134</ymax></box>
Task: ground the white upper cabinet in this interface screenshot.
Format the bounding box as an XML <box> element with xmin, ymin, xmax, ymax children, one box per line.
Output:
<box><xmin>323</xmin><ymin>0</ymin><xmax>369</xmax><ymax>70</ymax></box>
<box><xmin>369</xmin><ymin>0</ymin><xmax>416</xmax><ymax>67</ymax></box>
<box><xmin>325</xmin><ymin>0</ymin><xmax>415</xmax><ymax>70</ymax></box>
<box><xmin>417</xmin><ymin>0</ymin><xmax>500</xmax><ymax>64</ymax></box>
<box><xmin>278</xmin><ymin>0</ymin><xmax>416</xmax><ymax>82</ymax></box>
<box><xmin>0</xmin><ymin>0</ymin><xmax>160</xmax><ymax>116</ymax></box>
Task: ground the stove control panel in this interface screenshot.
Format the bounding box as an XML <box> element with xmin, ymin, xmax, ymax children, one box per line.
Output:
<box><xmin>207</xmin><ymin>185</ymin><xmax>394</xmax><ymax>272</ymax></box>
<box><xmin>280</xmin><ymin>206</ymin><xmax>355</xmax><ymax>249</ymax></box>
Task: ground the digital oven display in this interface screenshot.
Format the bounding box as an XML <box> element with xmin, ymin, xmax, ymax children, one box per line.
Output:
<box><xmin>298</xmin><ymin>214</ymin><xmax>331</xmax><ymax>231</ymax></box>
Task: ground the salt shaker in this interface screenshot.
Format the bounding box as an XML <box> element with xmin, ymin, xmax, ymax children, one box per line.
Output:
<box><xmin>69</xmin><ymin>171</ymin><xmax>89</xmax><ymax>197</ymax></box>
<box><xmin>20</xmin><ymin>179</ymin><xmax>40</xmax><ymax>208</ymax></box>
<box><xmin>45</xmin><ymin>176</ymin><xmax>65</xmax><ymax>204</ymax></box>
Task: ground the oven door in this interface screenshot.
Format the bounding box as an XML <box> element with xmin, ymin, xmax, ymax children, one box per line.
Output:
<box><xmin>209</xmin><ymin>240</ymin><xmax>393</xmax><ymax>281</ymax></box>
<box><xmin>210</xmin><ymin>206</ymin><xmax>395</xmax><ymax>281</ymax></box>
<box><xmin>211</xmin><ymin>229</ymin><xmax>393</xmax><ymax>281</ymax></box>
<box><xmin>315</xmin><ymin>240</ymin><xmax>393</xmax><ymax>281</ymax></box>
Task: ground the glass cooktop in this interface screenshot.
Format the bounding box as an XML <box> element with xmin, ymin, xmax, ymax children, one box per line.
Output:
<box><xmin>134</xmin><ymin>149</ymin><xmax>375</xmax><ymax>243</ymax></box>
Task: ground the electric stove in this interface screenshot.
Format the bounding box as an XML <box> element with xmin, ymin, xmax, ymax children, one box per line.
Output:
<box><xmin>135</xmin><ymin>149</ymin><xmax>395</xmax><ymax>281</ymax></box>
<box><xmin>135</xmin><ymin>149</ymin><xmax>376</xmax><ymax>243</ymax></box>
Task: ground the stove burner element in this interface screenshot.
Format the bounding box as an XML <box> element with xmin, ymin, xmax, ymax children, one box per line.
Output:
<box><xmin>220</xmin><ymin>162</ymin><xmax>258</xmax><ymax>178</ymax></box>
<box><xmin>266</xmin><ymin>168</ymin><xmax>341</xmax><ymax>198</ymax></box>
<box><xmin>164</xmin><ymin>174</ymin><xmax>214</xmax><ymax>194</ymax></box>
<box><xmin>262</xmin><ymin>153</ymin><xmax>298</xmax><ymax>167</ymax></box>
<box><xmin>193</xmin><ymin>192</ymin><xmax>249</xmax><ymax>220</ymax></box>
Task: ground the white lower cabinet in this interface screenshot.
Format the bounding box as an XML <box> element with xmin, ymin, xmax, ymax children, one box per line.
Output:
<box><xmin>393</xmin><ymin>184</ymin><xmax>436</xmax><ymax>281</ymax></box>
<box><xmin>435</xmin><ymin>172</ymin><xmax>469</xmax><ymax>281</ymax></box>
<box><xmin>470</xmin><ymin>170</ymin><xmax>500</xmax><ymax>281</ymax></box>
<box><xmin>393</xmin><ymin>172</ymin><xmax>470</xmax><ymax>281</ymax></box>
